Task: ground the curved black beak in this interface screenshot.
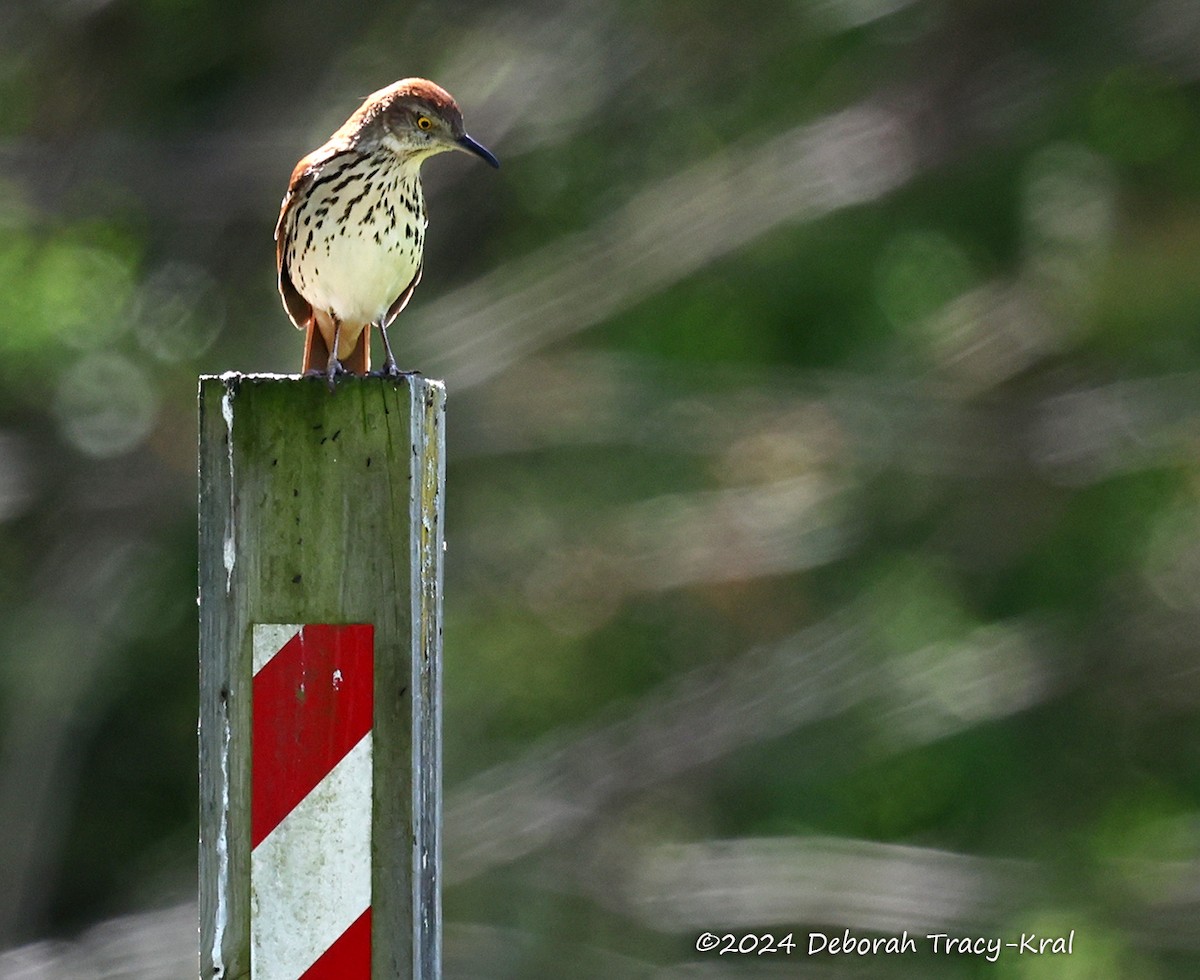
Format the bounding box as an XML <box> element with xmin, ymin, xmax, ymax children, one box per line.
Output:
<box><xmin>457</xmin><ymin>133</ymin><xmax>500</xmax><ymax>169</ymax></box>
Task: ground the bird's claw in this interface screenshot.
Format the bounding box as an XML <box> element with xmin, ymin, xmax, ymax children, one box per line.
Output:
<box><xmin>324</xmin><ymin>358</ymin><xmax>347</xmax><ymax>392</ymax></box>
<box><xmin>369</xmin><ymin>358</ymin><xmax>421</xmax><ymax>380</ymax></box>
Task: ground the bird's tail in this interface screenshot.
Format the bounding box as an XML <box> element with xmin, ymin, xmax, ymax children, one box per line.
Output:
<box><xmin>301</xmin><ymin>317</ymin><xmax>329</xmax><ymax>374</ymax></box>
<box><xmin>343</xmin><ymin>329</ymin><xmax>369</xmax><ymax>374</ymax></box>
<box><xmin>302</xmin><ymin>315</ymin><xmax>370</xmax><ymax>374</ymax></box>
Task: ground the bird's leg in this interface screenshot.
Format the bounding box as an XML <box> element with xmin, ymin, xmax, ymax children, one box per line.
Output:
<box><xmin>376</xmin><ymin>319</ymin><xmax>403</xmax><ymax>378</ymax></box>
<box><xmin>372</xmin><ymin>320</ymin><xmax>422</xmax><ymax>379</ymax></box>
<box><xmin>325</xmin><ymin>315</ymin><xmax>346</xmax><ymax>391</ymax></box>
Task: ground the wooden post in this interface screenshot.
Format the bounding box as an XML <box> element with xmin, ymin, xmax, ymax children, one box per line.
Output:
<box><xmin>198</xmin><ymin>374</ymin><xmax>445</xmax><ymax>979</ymax></box>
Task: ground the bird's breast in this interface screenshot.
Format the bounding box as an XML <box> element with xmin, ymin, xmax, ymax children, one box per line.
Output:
<box><xmin>287</xmin><ymin>155</ymin><xmax>427</xmax><ymax>325</ymax></box>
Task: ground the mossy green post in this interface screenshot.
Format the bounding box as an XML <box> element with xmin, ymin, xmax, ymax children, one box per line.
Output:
<box><xmin>198</xmin><ymin>374</ymin><xmax>445</xmax><ymax>979</ymax></box>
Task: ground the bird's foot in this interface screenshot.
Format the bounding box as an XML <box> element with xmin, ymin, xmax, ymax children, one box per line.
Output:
<box><xmin>324</xmin><ymin>357</ymin><xmax>348</xmax><ymax>392</ymax></box>
<box><xmin>370</xmin><ymin>357</ymin><xmax>421</xmax><ymax>380</ymax></box>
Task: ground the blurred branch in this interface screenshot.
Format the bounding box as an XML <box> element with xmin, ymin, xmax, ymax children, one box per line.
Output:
<box><xmin>410</xmin><ymin>100</ymin><xmax>919</xmax><ymax>389</ymax></box>
<box><xmin>457</xmin><ymin>353</ymin><xmax>1200</xmax><ymax>486</ymax></box>
<box><xmin>516</xmin><ymin>473</ymin><xmax>851</xmax><ymax>634</ymax></box>
<box><xmin>445</xmin><ymin>614</ymin><xmax>1059</xmax><ymax>884</ymax></box>
<box><xmin>625</xmin><ymin>836</ymin><xmax>1030</xmax><ymax>935</ymax></box>
<box><xmin>1029</xmin><ymin>373</ymin><xmax>1200</xmax><ymax>484</ymax></box>
<box><xmin>453</xmin><ymin>353</ymin><xmax>1023</xmax><ymax>476</ymax></box>
<box><xmin>0</xmin><ymin>902</ymin><xmax>196</xmax><ymax>980</ymax></box>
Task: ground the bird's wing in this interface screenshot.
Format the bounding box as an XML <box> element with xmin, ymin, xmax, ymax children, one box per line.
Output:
<box><xmin>384</xmin><ymin>261</ymin><xmax>423</xmax><ymax>327</ymax></box>
<box><xmin>274</xmin><ymin>143</ymin><xmax>359</xmax><ymax>330</ymax></box>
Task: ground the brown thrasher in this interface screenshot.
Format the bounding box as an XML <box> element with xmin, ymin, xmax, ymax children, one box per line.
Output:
<box><xmin>275</xmin><ymin>78</ymin><xmax>499</xmax><ymax>382</ymax></box>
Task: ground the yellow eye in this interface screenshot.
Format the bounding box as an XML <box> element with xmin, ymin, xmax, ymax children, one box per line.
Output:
<box><xmin>416</xmin><ymin>115</ymin><xmax>433</xmax><ymax>131</ymax></box>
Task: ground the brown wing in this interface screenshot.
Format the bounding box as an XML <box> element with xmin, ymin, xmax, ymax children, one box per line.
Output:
<box><xmin>384</xmin><ymin>261</ymin><xmax>423</xmax><ymax>327</ymax></box>
<box><xmin>274</xmin><ymin>142</ymin><xmax>358</xmax><ymax>330</ymax></box>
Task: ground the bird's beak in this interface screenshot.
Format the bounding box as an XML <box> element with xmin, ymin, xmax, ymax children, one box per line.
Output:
<box><xmin>456</xmin><ymin>133</ymin><xmax>500</xmax><ymax>169</ymax></box>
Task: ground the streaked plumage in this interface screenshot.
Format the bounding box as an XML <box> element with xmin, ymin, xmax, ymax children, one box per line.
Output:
<box><xmin>275</xmin><ymin>78</ymin><xmax>499</xmax><ymax>379</ymax></box>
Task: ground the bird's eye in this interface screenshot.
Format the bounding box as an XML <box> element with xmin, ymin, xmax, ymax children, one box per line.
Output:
<box><xmin>416</xmin><ymin>115</ymin><xmax>433</xmax><ymax>131</ymax></box>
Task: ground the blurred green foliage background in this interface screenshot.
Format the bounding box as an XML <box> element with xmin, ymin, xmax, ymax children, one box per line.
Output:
<box><xmin>2</xmin><ymin>0</ymin><xmax>1200</xmax><ymax>975</ymax></box>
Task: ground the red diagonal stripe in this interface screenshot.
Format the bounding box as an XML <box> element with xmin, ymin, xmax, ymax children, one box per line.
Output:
<box><xmin>252</xmin><ymin>624</ymin><xmax>374</xmax><ymax>847</ymax></box>
<box><xmin>299</xmin><ymin>907</ymin><xmax>372</xmax><ymax>979</ymax></box>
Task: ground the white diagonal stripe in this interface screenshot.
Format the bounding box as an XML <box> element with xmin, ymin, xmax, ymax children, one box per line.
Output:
<box><xmin>251</xmin><ymin>733</ymin><xmax>372</xmax><ymax>980</ymax></box>
<box><xmin>252</xmin><ymin>624</ymin><xmax>301</xmax><ymax>675</ymax></box>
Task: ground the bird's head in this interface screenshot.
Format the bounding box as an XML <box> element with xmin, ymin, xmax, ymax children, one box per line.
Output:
<box><xmin>357</xmin><ymin>78</ymin><xmax>499</xmax><ymax>169</ymax></box>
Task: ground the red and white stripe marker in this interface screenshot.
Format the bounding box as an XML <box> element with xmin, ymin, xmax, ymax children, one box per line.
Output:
<box><xmin>250</xmin><ymin>623</ymin><xmax>374</xmax><ymax>980</ymax></box>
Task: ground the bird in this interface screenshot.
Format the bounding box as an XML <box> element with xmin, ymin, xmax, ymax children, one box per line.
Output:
<box><xmin>275</xmin><ymin>78</ymin><xmax>499</xmax><ymax>384</ymax></box>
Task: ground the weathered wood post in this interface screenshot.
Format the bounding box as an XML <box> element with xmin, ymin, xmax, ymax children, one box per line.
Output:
<box><xmin>198</xmin><ymin>374</ymin><xmax>445</xmax><ymax>979</ymax></box>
